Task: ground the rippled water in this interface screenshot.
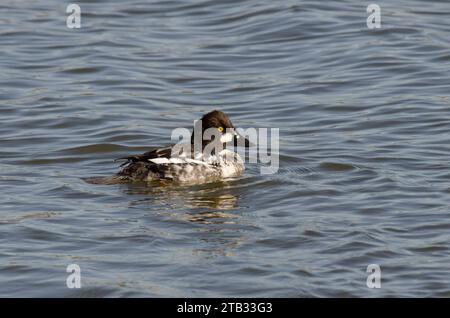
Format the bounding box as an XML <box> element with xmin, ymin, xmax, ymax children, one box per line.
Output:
<box><xmin>1</xmin><ymin>0</ymin><xmax>450</xmax><ymax>297</ymax></box>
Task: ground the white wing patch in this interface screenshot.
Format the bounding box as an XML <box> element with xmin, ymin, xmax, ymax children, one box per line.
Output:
<box><xmin>149</xmin><ymin>158</ymin><xmax>170</xmax><ymax>164</ymax></box>
<box><xmin>149</xmin><ymin>157</ymin><xmax>209</xmax><ymax>166</ymax></box>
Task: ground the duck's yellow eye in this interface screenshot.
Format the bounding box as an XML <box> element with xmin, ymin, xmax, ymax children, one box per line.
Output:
<box><xmin>218</xmin><ymin>127</ymin><xmax>224</xmax><ymax>133</ymax></box>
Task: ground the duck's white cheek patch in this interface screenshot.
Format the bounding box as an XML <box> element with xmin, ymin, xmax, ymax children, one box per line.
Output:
<box><xmin>220</xmin><ymin>132</ymin><xmax>234</xmax><ymax>143</ymax></box>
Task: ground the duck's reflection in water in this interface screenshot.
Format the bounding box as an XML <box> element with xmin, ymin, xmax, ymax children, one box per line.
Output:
<box><xmin>123</xmin><ymin>180</ymin><xmax>240</xmax><ymax>211</ymax></box>
<box><xmin>121</xmin><ymin>180</ymin><xmax>251</xmax><ymax>257</ymax></box>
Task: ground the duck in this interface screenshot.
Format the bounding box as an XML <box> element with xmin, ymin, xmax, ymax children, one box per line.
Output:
<box><xmin>112</xmin><ymin>110</ymin><xmax>252</xmax><ymax>184</ymax></box>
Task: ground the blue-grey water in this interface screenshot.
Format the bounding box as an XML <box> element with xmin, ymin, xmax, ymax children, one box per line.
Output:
<box><xmin>1</xmin><ymin>0</ymin><xmax>450</xmax><ymax>297</ymax></box>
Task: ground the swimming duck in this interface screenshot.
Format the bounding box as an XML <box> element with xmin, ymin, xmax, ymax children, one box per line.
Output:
<box><xmin>114</xmin><ymin>110</ymin><xmax>251</xmax><ymax>183</ymax></box>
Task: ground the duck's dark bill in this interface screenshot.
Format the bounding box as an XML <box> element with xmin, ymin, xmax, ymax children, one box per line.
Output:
<box><xmin>232</xmin><ymin>132</ymin><xmax>254</xmax><ymax>148</ymax></box>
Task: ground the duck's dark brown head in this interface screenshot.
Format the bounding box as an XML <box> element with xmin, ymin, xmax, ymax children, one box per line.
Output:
<box><xmin>200</xmin><ymin>110</ymin><xmax>234</xmax><ymax>131</ymax></box>
<box><xmin>190</xmin><ymin>110</ymin><xmax>252</xmax><ymax>148</ymax></box>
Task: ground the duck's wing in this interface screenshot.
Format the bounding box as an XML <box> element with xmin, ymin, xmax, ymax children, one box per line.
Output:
<box><xmin>115</xmin><ymin>145</ymin><xmax>175</xmax><ymax>166</ymax></box>
<box><xmin>115</xmin><ymin>143</ymin><xmax>195</xmax><ymax>167</ymax></box>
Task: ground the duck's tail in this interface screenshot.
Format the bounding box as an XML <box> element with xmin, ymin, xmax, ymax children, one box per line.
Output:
<box><xmin>114</xmin><ymin>156</ymin><xmax>135</xmax><ymax>167</ymax></box>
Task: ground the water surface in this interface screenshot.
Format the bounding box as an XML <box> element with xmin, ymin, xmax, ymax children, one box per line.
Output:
<box><xmin>1</xmin><ymin>0</ymin><xmax>450</xmax><ymax>297</ymax></box>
